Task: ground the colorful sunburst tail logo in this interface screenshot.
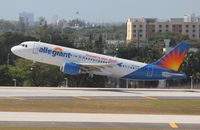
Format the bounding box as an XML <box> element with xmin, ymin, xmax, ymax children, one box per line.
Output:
<box><xmin>154</xmin><ymin>42</ymin><xmax>189</xmax><ymax>71</ymax></box>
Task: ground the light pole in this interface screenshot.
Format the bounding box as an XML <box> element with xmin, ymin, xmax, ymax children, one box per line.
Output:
<box><xmin>190</xmin><ymin>76</ymin><xmax>193</xmax><ymax>89</ymax></box>
<box><xmin>64</xmin><ymin>78</ymin><xmax>68</xmax><ymax>87</ymax></box>
<box><xmin>126</xmin><ymin>80</ymin><xmax>129</xmax><ymax>88</ymax></box>
<box><xmin>75</xmin><ymin>11</ymin><xmax>79</xmax><ymax>28</ymax></box>
<box><xmin>13</xmin><ymin>79</ymin><xmax>16</xmax><ymax>87</ymax></box>
<box><xmin>115</xmin><ymin>48</ymin><xmax>118</xmax><ymax>57</ymax></box>
<box><xmin>7</xmin><ymin>53</ymin><xmax>10</xmax><ymax>65</ymax></box>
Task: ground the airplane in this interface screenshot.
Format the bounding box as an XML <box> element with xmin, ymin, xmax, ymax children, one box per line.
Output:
<box><xmin>11</xmin><ymin>41</ymin><xmax>189</xmax><ymax>81</ymax></box>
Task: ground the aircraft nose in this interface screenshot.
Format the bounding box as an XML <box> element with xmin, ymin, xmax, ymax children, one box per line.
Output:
<box><xmin>11</xmin><ymin>45</ymin><xmax>22</xmax><ymax>56</ymax></box>
<box><xmin>11</xmin><ymin>46</ymin><xmax>17</xmax><ymax>54</ymax></box>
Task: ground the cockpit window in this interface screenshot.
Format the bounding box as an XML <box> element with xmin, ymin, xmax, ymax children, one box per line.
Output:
<box><xmin>21</xmin><ymin>44</ymin><xmax>28</xmax><ymax>48</ymax></box>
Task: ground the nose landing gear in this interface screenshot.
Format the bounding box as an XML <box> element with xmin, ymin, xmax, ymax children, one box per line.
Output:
<box><xmin>30</xmin><ymin>61</ymin><xmax>36</xmax><ymax>71</ymax></box>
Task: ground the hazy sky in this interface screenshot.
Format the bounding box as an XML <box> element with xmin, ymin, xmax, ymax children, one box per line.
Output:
<box><xmin>0</xmin><ymin>0</ymin><xmax>200</xmax><ymax>22</ymax></box>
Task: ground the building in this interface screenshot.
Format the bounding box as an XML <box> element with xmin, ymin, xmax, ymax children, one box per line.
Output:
<box><xmin>19</xmin><ymin>12</ymin><xmax>34</xmax><ymax>26</ymax></box>
<box><xmin>127</xmin><ymin>14</ymin><xmax>200</xmax><ymax>42</ymax></box>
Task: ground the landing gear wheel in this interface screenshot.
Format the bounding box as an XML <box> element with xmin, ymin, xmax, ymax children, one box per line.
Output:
<box><xmin>30</xmin><ymin>61</ymin><xmax>36</xmax><ymax>71</ymax></box>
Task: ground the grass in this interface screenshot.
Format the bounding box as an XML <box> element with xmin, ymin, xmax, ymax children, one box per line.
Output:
<box><xmin>0</xmin><ymin>99</ymin><xmax>200</xmax><ymax>115</ymax></box>
<box><xmin>0</xmin><ymin>128</ymin><xmax>176</xmax><ymax>130</ymax></box>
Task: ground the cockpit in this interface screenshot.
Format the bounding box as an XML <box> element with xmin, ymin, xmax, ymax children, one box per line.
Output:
<box><xmin>11</xmin><ymin>41</ymin><xmax>34</xmax><ymax>59</ymax></box>
<box><xmin>20</xmin><ymin>43</ymin><xmax>28</xmax><ymax>48</ymax></box>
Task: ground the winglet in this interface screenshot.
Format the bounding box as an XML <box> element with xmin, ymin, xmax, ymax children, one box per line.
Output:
<box><xmin>154</xmin><ymin>42</ymin><xmax>189</xmax><ymax>71</ymax></box>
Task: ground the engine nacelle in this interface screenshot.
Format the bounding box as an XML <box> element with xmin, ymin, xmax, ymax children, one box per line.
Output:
<box><xmin>60</xmin><ymin>62</ymin><xmax>80</xmax><ymax>75</ymax></box>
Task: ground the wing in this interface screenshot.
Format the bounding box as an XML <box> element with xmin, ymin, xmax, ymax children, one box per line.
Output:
<box><xmin>78</xmin><ymin>63</ymin><xmax>115</xmax><ymax>75</ymax></box>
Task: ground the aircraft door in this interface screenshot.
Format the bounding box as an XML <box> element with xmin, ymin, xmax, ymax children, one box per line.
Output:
<box><xmin>147</xmin><ymin>65</ymin><xmax>153</xmax><ymax>77</ymax></box>
<box><xmin>32</xmin><ymin>42</ymin><xmax>40</xmax><ymax>54</ymax></box>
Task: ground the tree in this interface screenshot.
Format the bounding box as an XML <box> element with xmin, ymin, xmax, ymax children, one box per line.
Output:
<box><xmin>67</xmin><ymin>74</ymin><xmax>106</xmax><ymax>87</ymax></box>
<box><xmin>94</xmin><ymin>34</ymin><xmax>104</xmax><ymax>54</ymax></box>
<box><xmin>8</xmin><ymin>59</ymin><xmax>32</xmax><ymax>86</ymax></box>
<box><xmin>181</xmin><ymin>51</ymin><xmax>200</xmax><ymax>80</ymax></box>
<box><xmin>0</xmin><ymin>65</ymin><xmax>12</xmax><ymax>86</ymax></box>
<box><xmin>0</xmin><ymin>20</ymin><xmax>17</xmax><ymax>34</ymax></box>
<box><xmin>150</xmin><ymin>32</ymin><xmax>189</xmax><ymax>45</ymax></box>
<box><xmin>7</xmin><ymin>58</ymin><xmax>64</xmax><ymax>87</ymax></box>
<box><xmin>0</xmin><ymin>32</ymin><xmax>37</xmax><ymax>65</ymax></box>
<box><xmin>31</xmin><ymin>63</ymin><xmax>64</xmax><ymax>87</ymax></box>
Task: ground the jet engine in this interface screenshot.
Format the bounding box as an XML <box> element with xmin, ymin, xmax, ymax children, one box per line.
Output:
<box><xmin>60</xmin><ymin>62</ymin><xmax>80</xmax><ymax>75</ymax></box>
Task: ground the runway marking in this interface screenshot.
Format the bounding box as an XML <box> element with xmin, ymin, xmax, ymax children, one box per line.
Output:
<box><xmin>72</xmin><ymin>96</ymin><xmax>90</xmax><ymax>100</ymax></box>
<box><xmin>169</xmin><ymin>122</ymin><xmax>178</xmax><ymax>129</ymax></box>
<box><xmin>142</xmin><ymin>96</ymin><xmax>157</xmax><ymax>100</ymax></box>
<box><xmin>6</xmin><ymin>96</ymin><xmax>25</xmax><ymax>100</ymax></box>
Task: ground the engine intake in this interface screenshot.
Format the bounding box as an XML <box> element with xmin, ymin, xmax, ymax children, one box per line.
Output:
<box><xmin>60</xmin><ymin>62</ymin><xmax>80</xmax><ymax>75</ymax></box>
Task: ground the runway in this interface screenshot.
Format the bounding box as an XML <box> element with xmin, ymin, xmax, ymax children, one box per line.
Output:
<box><xmin>1</xmin><ymin>112</ymin><xmax>200</xmax><ymax>123</ymax></box>
<box><xmin>0</xmin><ymin>112</ymin><xmax>200</xmax><ymax>129</ymax></box>
<box><xmin>0</xmin><ymin>87</ymin><xmax>200</xmax><ymax>100</ymax></box>
<box><xmin>0</xmin><ymin>87</ymin><xmax>200</xmax><ymax>129</ymax></box>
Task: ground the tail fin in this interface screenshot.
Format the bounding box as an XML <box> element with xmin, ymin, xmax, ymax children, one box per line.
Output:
<box><xmin>154</xmin><ymin>42</ymin><xmax>189</xmax><ymax>71</ymax></box>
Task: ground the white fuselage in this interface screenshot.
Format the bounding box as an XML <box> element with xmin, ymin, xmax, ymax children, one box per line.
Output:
<box><xmin>11</xmin><ymin>41</ymin><xmax>146</xmax><ymax>78</ymax></box>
